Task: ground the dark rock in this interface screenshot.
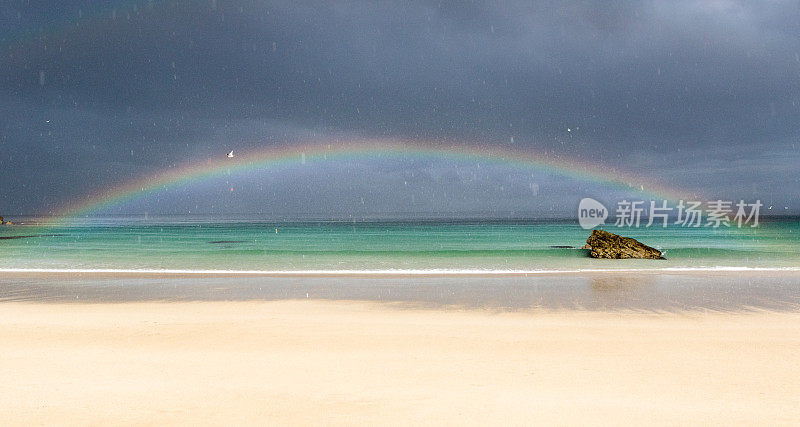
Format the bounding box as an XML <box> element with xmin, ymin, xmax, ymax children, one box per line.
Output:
<box><xmin>549</xmin><ymin>245</ymin><xmax>575</xmax><ymax>249</ymax></box>
<box><xmin>584</xmin><ymin>229</ymin><xmax>665</xmax><ymax>260</ymax></box>
<box><xmin>0</xmin><ymin>234</ymin><xmax>64</xmax><ymax>240</ymax></box>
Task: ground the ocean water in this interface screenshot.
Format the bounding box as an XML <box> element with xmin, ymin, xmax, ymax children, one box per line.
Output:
<box><xmin>2</xmin><ymin>217</ymin><xmax>799</xmax><ymax>272</ymax></box>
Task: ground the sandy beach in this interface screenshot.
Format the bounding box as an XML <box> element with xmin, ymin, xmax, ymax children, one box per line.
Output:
<box><xmin>6</xmin><ymin>0</ymin><xmax>800</xmax><ymax>424</ymax></box>
<box><xmin>2</xmin><ymin>299</ymin><xmax>799</xmax><ymax>425</ymax></box>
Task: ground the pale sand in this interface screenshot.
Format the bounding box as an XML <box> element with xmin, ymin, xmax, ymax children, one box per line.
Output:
<box><xmin>2</xmin><ymin>301</ymin><xmax>799</xmax><ymax>425</ymax></box>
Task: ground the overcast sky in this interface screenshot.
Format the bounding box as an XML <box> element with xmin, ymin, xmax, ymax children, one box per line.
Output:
<box><xmin>1</xmin><ymin>0</ymin><xmax>799</xmax><ymax>218</ymax></box>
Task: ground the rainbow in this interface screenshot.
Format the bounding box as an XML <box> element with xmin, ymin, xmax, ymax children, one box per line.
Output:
<box><xmin>50</xmin><ymin>139</ymin><xmax>701</xmax><ymax>223</ymax></box>
<box><xmin>1</xmin><ymin>5</ymin><xmax>703</xmax><ymax>223</ymax></box>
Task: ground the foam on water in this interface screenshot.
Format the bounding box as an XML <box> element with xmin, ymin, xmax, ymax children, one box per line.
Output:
<box><xmin>2</xmin><ymin>266</ymin><xmax>800</xmax><ymax>276</ymax></box>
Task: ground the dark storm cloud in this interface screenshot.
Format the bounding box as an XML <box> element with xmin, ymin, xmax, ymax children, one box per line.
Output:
<box><xmin>1</xmin><ymin>0</ymin><xmax>799</xmax><ymax>216</ymax></box>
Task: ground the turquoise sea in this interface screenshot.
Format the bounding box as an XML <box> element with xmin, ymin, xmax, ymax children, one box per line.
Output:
<box><xmin>2</xmin><ymin>217</ymin><xmax>799</xmax><ymax>272</ymax></box>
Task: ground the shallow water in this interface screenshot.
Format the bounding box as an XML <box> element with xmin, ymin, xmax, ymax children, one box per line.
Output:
<box><xmin>3</xmin><ymin>218</ymin><xmax>798</xmax><ymax>310</ymax></box>
<box><xmin>1</xmin><ymin>218</ymin><xmax>798</xmax><ymax>271</ymax></box>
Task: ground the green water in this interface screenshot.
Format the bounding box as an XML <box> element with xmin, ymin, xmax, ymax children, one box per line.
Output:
<box><xmin>1</xmin><ymin>219</ymin><xmax>799</xmax><ymax>271</ymax></box>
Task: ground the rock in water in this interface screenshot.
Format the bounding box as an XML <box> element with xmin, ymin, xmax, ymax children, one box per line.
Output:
<box><xmin>585</xmin><ymin>229</ymin><xmax>665</xmax><ymax>260</ymax></box>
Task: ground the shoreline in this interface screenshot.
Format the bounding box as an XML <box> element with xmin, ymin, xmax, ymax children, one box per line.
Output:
<box><xmin>2</xmin><ymin>266</ymin><xmax>800</xmax><ymax>279</ymax></box>
<box><xmin>3</xmin><ymin>271</ymin><xmax>799</xmax><ymax>311</ymax></box>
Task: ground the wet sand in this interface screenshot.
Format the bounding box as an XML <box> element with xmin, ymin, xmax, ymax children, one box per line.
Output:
<box><xmin>2</xmin><ymin>271</ymin><xmax>799</xmax><ymax>311</ymax></box>
<box><xmin>1</xmin><ymin>300</ymin><xmax>799</xmax><ymax>425</ymax></box>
